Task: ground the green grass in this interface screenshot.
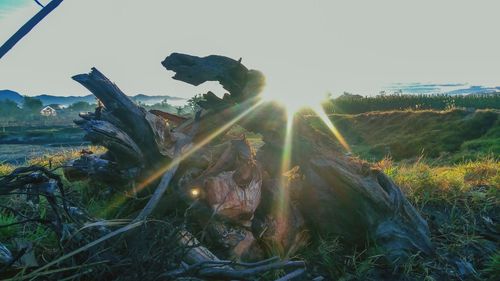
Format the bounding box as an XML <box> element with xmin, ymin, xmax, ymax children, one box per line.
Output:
<box><xmin>379</xmin><ymin>157</ymin><xmax>499</xmax><ymax>207</ymax></box>
<box><xmin>483</xmin><ymin>252</ymin><xmax>500</xmax><ymax>280</ymax></box>
<box><xmin>0</xmin><ymin>111</ymin><xmax>498</xmax><ymax>280</ymax></box>
<box><xmin>307</xmin><ymin>109</ymin><xmax>499</xmax><ymax>161</ymax></box>
<box><xmin>296</xmin><ymin>156</ymin><xmax>499</xmax><ymax>280</ymax></box>
<box><xmin>0</xmin><ymin>213</ymin><xmax>18</xmax><ymax>238</ymax></box>
<box><xmin>0</xmin><ymin>146</ymin><xmax>108</xmax><ymax>271</ymax></box>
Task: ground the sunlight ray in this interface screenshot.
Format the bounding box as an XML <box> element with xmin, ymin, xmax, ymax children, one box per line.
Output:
<box><xmin>277</xmin><ymin>110</ymin><xmax>294</xmax><ymax>219</ymax></box>
<box><xmin>312</xmin><ymin>105</ymin><xmax>351</xmax><ymax>152</ymax></box>
<box><xmin>99</xmin><ymin>99</ymin><xmax>265</xmax><ymax>217</ymax></box>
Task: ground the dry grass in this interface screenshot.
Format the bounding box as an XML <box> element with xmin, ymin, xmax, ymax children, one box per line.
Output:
<box><xmin>26</xmin><ymin>145</ymin><xmax>106</xmax><ymax>167</ymax></box>
<box><xmin>0</xmin><ymin>142</ymin><xmax>498</xmax><ymax>280</ymax></box>
<box><xmin>297</xmin><ymin>157</ymin><xmax>499</xmax><ymax>280</ymax></box>
<box><xmin>307</xmin><ymin>109</ymin><xmax>500</xmax><ymax>161</ymax></box>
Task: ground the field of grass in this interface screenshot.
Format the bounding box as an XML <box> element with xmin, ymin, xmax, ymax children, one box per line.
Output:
<box><xmin>307</xmin><ymin>109</ymin><xmax>499</xmax><ymax>162</ymax></box>
<box><xmin>0</xmin><ymin>109</ymin><xmax>498</xmax><ymax>280</ymax></box>
<box><xmin>297</xmin><ymin>157</ymin><xmax>499</xmax><ymax>280</ymax></box>
<box><xmin>0</xmin><ymin>125</ymin><xmax>84</xmax><ymax>144</ymax></box>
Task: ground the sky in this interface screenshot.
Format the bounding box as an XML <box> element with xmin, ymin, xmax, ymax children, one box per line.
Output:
<box><xmin>1</xmin><ymin>0</ymin><xmax>500</xmax><ymax>100</ymax></box>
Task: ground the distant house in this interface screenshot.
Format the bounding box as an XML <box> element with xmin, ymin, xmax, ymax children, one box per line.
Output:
<box><xmin>40</xmin><ymin>106</ymin><xmax>57</xmax><ymax>116</ymax></box>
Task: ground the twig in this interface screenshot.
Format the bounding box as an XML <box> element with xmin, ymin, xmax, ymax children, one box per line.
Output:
<box><xmin>0</xmin><ymin>204</ymin><xmax>31</xmax><ymax>219</ymax></box>
<box><xmin>162</xmin><ymin>258</ymin><xmax>305</xmax><ymax>280</ymax></box>
<box><xmin>133</xmin><ymin>161</ymin><xmax>180</xmax><ymax>222</ymax></box>
<box><xmin>0</xmin><ymin>218</ymin><xmax>52</xmax><ymax>228</ymax></box>
<box><xmin>274</xmin><ymin>268</ymin><xmax>306</xmax><ymax>281</ymax></box>
<box><xmin>0</xmin><ymin>247</ymin><xmax>27</xmax><ymax>273</ymax></box>
<box><xmin>10</xmin><ymin>221</ymin><xmax>142</xmax><ymax>281</ymax></box>
<box><xmin>198</xmin><ymin>260</ymin><xmax>305</xmax><ymax>279</ymax></box>
<box><xmin>133</xmin><ymin>110</ymin><xmax>201</xmax><ymax>222</ymax></box>
<box><xmin>163</xmin><ymin>256</ymin><xmax>281</xmax><ymax>278</ymax></box>
<box><xmin>34</xmin><ymin>0</ymin><xmax>45</xmax><ymax>8</ymax></box>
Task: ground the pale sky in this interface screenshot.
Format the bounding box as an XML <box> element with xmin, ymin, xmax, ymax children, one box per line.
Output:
<box><xmin>1</xmin><ymin>0</ymin><xmax>500</xmax><ymax>100</ymax></box>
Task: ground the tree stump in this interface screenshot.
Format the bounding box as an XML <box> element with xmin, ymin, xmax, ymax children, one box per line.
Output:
<box><xmin>65</xmin><ymin>53</ymin><xmax>432</xmax><ymax>263</ymax></box>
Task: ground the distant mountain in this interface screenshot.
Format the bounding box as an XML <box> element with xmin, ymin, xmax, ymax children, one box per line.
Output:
<box><xmin>0</xmin><ymin>90</ymin><xmax>185</xmax><ymax>106</ymax></box>
<box><xmin>35</xmin><ymin>94</ymin><xmax>96</xmax><ymax>105</ymax></box>
<box><xmin>0</xmin><ymin>90</ymin><xmax>23</xmax><ymax>103</ymax></box>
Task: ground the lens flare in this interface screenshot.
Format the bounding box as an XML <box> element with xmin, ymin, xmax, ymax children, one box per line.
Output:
<box><xmin>262</xmin><ymin>86</ymin><xmax>351</xmax><ymax>153</ymax></box>
<box><xmin>268</xmin><ymin>109</ymin><xmax>299</xmax><ymax>257</ymax></box>
<box><xmin>277</xmin><ymin>110</ymin><xmax>295</xmax><ymax>219</ymax></box>
<box><xmin>311</xmin><ymin>104</ymin><xmax>351</xmax><ymax>152</ymax></box>
<box><xmin>190</xmin><ymin>188</ymin><xmax>200</xmax><ymax>197</ymax></box>
<box><xmin>99</xmin><ymin>99</ymin><xmax>264</xmax><ymax>217</ymax></box>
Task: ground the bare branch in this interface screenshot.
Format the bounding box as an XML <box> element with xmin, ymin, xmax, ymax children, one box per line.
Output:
<box><xmin>34</xmin><ymin>0</ymin><xmax>45</xmax><ymax>8</ymax></box>
<box><xmin>0</xmin><ymin>0</ymin><xmax>63</xmax><ymax>60</ymax></box>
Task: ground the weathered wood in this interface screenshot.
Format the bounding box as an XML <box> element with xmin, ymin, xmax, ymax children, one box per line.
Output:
<box><xmin>162</xmin><ymin>53</ymin><xmax>250</xmax><ymax>100</ymax></box>
<box><xmin>149</xmin><ymin>109</ymin><xmax>188</xmax><ymax>126</ymax></box>
<box><xmin>64</xmin><ymin>154</ymin><xmax>113</xmax><ymax>182</ymax></box>
<box><xmin>162</xmin><ymin>53</ymin><xmax>433</xmax><ymax>261</ymax></box>
<box><xmin>191</xmin><ymin>138</ymin><xmax>262</xmax><ymax>225</ymax></box>
<box><xmin>79</xmin><ymin>119</ymin><xmax>144</xmax><ymax>164</ymax></box>
<box><xmin>274</xmin><ymin>268</ymin><xmax>307</xmax><ymax>281</ymax></box>
<box><xmin>161</xmin><ymin>53</ymin><xmax>265</xmax><ymax>119</ymax></box>
<box><xmin>72</xmin><ymin>68</ymin><xmax>164</xmax><ymax>165</ymax></box>
<box><xmin>253</xmin><ymin>111</ymin><xmax>433</xmax><ymax>261</ymax></box>
<box><xmin>133</xmin><ymin>112</ymin><xmax>199</xmax><ymax>222</ymax></box>
<box><xmin>66</xmin><ymin>53</ymin><xmax>433</xmax><ymax>264</ymax></box>
<box><xmin>177</xmin><ymin>230</ymin><xmax>222</xmax><ymax>264</ymax></box>
<box><xmin>179</xmin><ymin>138</ymin><xmax>264</xmax><ymax>259</ymax></box>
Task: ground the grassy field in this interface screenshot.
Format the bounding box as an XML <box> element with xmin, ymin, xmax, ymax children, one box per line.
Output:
<box><xmin>308</xmin><ymin>109</ymin><xmax>499</xmax><ymax>162</ymax></box>
<box><xmin>0</xmin><ymin>109</ymin><xmax>498</xmax><ymax>280</ymax></box>
<box><xmin>296</xmin><ymin>156</ymin><xmax>499</xmax><ymax>280</ymax></box>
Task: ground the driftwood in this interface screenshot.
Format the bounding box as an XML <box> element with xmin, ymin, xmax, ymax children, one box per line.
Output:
<box><xmin>161</xmin><ymin>255</ymin><xmax>305</xmax><ymax>280</ymax></box>
<box><xmin>162</xmin><ymin>53</ymin><xmax>433</xmax><ymax>261</ymax></box>
<box><xmin>72</xmin><ymin>68</ymin><xmax>166</xmax><ymax>166</ymax></box>
<box><xmin>64</xmin><ymin>68</ymin><xmax>263</xmax><ymax>279</ymax></box>
<box><xmin>281</xmin><ymin>115</ymin><xmax>433</xmax><ymax>260</ymax></box>
<box><xmin>65</xmin><ymin>52</ymin><xmax>432</xmax><ymax>270</ymax></box>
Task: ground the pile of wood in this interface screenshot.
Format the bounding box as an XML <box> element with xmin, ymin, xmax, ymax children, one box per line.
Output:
<box><xmin>64</xmin><ymin>53</ymin><xmax>433</xmax><ymax>276</ymax></box>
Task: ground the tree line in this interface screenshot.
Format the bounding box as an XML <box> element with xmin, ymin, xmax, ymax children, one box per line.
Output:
<box><xmin>0</xmin><ymin>95</ymin><xmax>200</xmax><ymax>126</ymax></box>
<box><xmin>323</xmin><ymin>93</ymin><xmax>500</xmax><ymax>114</ymax></box>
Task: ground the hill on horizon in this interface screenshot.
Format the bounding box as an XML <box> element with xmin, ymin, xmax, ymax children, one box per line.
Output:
<box><xmin>0</xmin><ymin>89</ymin><xmax>185</xmax><ymax>106</ymax></box>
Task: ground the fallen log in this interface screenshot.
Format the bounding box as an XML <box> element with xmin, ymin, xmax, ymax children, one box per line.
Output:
<box><xmin>162</xmin><ymin>53</ymin><xmax>433</xmax><ymax>261</ymax></box>
<box><xmin>72</xmin><ymin>68</ymin><xmax>171</xmax><ymax>169</ymax></box>
<box><xmin>66</xmin><ymin>52</ymin><xmax>432</xmax><ymax>266</ymax></box>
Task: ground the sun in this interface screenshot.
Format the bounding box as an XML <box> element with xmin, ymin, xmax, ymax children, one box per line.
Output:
<box><xmin>260</xmin><ymin>88</ymin><xmax>351</xmax><ymax>152</ymax></box>
<box><xmin>261</xmin><ymin>88</ymin><xmax>327</xmax><ymax>115</ymax></box>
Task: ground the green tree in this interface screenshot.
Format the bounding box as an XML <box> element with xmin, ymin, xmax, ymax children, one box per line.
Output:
<box><xmin>187</xmin><ymin>94</ymin><xmax>204</xmax><ymax>112</ymax></box>
<box><xmin>22</xmin><ymin>96</ymin><xmax>43</xmax><ymax>113</ymax></box>
<box><xmin>0</xmin><ymin>99</ymin><xmax>21</xmax><ymax>131</ymax></box>
<box><xmin>68</xmin><ymin>101</ymin><xmax>93</xmax><ymax>111</ymax></box>
<box><xmin>0</xmin><ymin>99</ymin><xmax>21</xmax><ymax>117</ymax></box>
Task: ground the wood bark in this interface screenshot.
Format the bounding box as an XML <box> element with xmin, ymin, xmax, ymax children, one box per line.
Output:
<box><xmin>72</xmin><ymin>68</ymin><xmax>164</xmax><ymax>166</ymax></box>
<box><xmin>66</xmin><ymin>53</ymin><xmax>432</xmax><ymax>264</ymax></box>
<box><xmin>160</xmin><ymin>53</ymin><xmax>433</xmax><ymax>262</ymax></box>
